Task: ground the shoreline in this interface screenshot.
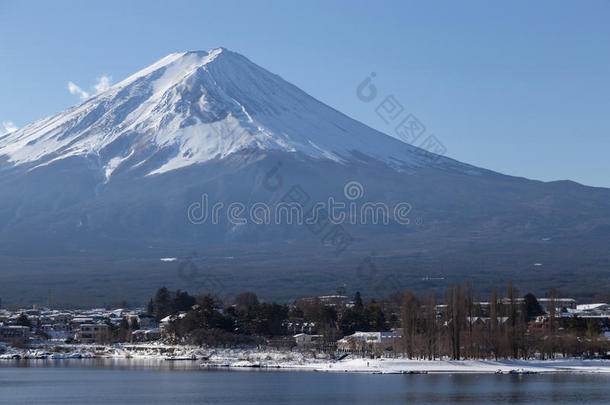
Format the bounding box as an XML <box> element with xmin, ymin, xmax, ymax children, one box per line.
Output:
<box><xmin>2</xmin><ymin>343</ymin><xmax>610</xmax><ymax>374</ymax></box>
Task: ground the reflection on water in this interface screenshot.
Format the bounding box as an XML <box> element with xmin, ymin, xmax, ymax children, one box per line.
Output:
<box><xmin>0</xmin><ymin>359</ymin><xmax>609</xmax><ymax>404</ymax></box>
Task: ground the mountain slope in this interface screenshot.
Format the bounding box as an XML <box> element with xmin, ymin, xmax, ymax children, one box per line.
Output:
<box><xmin>0</xmin><ymin>48</ymin><xmax>608</xmax><ymax>306</ymax></box>
<box><xmin>0</xmin><ymin>48</ymin><xmax>476</xmax><ymax>179</ymax></box>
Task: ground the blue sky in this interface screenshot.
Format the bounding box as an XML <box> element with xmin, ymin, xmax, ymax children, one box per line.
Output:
<box><xmin>1</xmin><ymin>0</ymin><xmax>609</xmax><ymax>186</ymax></box>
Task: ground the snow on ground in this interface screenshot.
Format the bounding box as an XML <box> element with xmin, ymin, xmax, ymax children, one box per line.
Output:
<box><xmin>313</xmin><ymin>357</ymin><xmax>610</xmax><ymax>374</ymax></box>
<box><xmin>1</xmin><ymin>343</ymin><xmax>609</xmax><ymax>373</ymax></box>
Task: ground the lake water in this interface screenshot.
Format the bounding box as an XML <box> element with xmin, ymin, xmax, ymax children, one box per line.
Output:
<box><xmin>1</xmin><ymin>359</ymin><xmax>609</xmax><ymax>404</ymax></box>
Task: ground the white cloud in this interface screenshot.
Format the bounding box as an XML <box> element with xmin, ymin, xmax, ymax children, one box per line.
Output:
<box><xmin>68</xmin><ymin>74</ymin><xmax>113</xmax><ymax>101</ymax></box>
<box><xmin>68</xmin><ymin>81</ymin><xmax>90</xmax><ymax>100</ymax></box>
<box><xmin>93</xmin><ymin>75</ymin><xmax>112</xmax><ymax>93</ymax></box>
<box><xmin>0</xmin><ymin>121</ymin><xmax>18</xmax><ymax>135</ymax></box>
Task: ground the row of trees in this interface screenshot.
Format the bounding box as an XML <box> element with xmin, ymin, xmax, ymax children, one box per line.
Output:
<box><xmin>149</xmin><ymin>284</ymin><xmax>609</xmax><ymax>358</ymax></box>
<box><xmin>399</xmin><ymin>282</ymin><xmax>609</xmax><ymax>360</ymax></box>
<box><xmin>148</xmin><ymin>287</ymin><xmax>197</xmax><ymax>320</ymax></box>
<box><xmin>152</xmin><ymin>289</ymin><xmax>391</xmax><ymax>346</ymax></box>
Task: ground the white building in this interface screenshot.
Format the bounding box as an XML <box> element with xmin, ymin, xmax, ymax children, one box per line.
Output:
<box><xmin>576</xmin><ymin>303</ymin><xmax>610</xmax><ymax>313</ymax></box>
<box><xmin>337</xmin><ymin>329</ymin><xmax>403</xmax><ymax>351</ymax></box>
<box><xmin>77</xmin><ymin>324</ymin><xmax>110</xmax><ymax>344</ymax></box>
<box><xmin>293</xmin><ymin>333</ymin><xmax>323</xmax><ymax>348</ymax></box>
<box><xmin>537</xmin><ymin>298</ymin><xmax>577</xmax><ymax>313</ymax></box>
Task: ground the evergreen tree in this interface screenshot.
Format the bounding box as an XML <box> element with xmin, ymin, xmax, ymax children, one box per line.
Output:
<box><xmin>354</xmin><ymin>291</ymin><xmax>363</xmax><ymax>310</ymax></box>
<box><xmin>153</xmin><ymin>286</ymin><xmax>173</xmax><ymax>320</ymax></box>
<box><xmin>524</xmin><ymin>293</ymin><xmax>545</xmax><ymax>320</ymax></box>
<box><xmin>15</xmin><ymin>313</ymin><xmax>31</xmax><ymax>327</ymax></box>
<box><xmin>174</xmin><ymin>290</ymin><xmax>196</xmax><ymax>311</ymax></box>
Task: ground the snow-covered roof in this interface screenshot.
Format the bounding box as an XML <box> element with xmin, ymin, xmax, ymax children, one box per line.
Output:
<box><xmin>576</xmin><ymin>303</ymin><xmax>609</xmax><ymax>311</ymax></box>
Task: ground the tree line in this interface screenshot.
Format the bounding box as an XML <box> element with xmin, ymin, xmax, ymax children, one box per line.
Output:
<box><xmin>397</xmin><ymin>282</ymin><xmax>609</xmax><ymax>360</ymax></box>
<box><xmin>148</xmin><ymin>283</ymin><xmax>609</xmax><ymax>358</ymax></box>
<box><xmin>150</xmin><ymin>289</ymin><xmax>391</xmax><ymax>347</ymax></box>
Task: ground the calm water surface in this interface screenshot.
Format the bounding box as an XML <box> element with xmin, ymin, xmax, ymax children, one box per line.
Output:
<box><xmin>0</xmin><ymin>359</ymin><xmax>608</xmax><ymax>404</ymax></box>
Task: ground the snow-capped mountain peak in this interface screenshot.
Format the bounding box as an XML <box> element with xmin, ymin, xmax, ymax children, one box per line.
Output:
<box><xmin>0</xmin><ymin>48</ymin><xmax>466</xmax><ymax>179</ymax></box>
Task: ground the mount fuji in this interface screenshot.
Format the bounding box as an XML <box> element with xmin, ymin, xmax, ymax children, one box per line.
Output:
<box><xmin>0</xmin><ymin>48</ymin><xmax>471</xmax><ymax>177</ymax></box>
<box><xmin>0</xmin><ymin>48</ymin><xmax>608</xmax><ymax>306</ymax></box>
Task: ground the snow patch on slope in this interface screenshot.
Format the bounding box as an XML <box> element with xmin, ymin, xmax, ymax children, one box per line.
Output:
<box><xmin>104</xmin><ymin>149</ymin><xmax>134</xmax><ymax>181</ymax></box>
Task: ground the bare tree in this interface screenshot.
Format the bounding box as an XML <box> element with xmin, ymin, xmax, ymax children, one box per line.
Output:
<box><xmin>401</xmin><ymin>289</ymin><xmax>421</xmax><ymax>359</ymax></box>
